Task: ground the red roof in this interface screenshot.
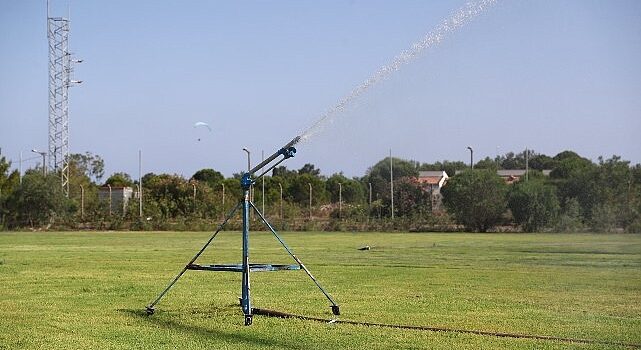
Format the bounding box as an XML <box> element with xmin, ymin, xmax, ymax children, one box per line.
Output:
<box><xmin>416</xmin><ymin>177</ymin><xmax>441</xmax><ymax>185</ymax></box>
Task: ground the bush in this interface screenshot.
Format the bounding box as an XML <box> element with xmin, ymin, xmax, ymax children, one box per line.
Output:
<box><xmin>590</xmin><ymin>204</ymin><xmax>619</xmax><ymax>233</ymax></box>
<box><xmin>554</xmin><ymin>198</ymin><xmax>587</xmax><ymax>233</ymax></box>
<box><xmin>508</xmin><ymin>179</ymin><xmax>560</xmax><ymax>232</ymax></box>
<box><xmin>441</xmin><ymin>170</ymin><xmax>508</xmax><ymax>232</ymax></box>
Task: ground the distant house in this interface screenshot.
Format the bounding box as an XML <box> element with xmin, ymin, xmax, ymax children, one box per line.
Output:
<box><xmin>497</xmin><ymin>170</ymin><xmax>527</xmax><ymax>184</ymax></box>
<box><xmin>98</xmin><ymin>186</ymin><xmax>134</xmax><ymax>215</ymax></box>
<box><xmin>417</xmin><ymin>171</ymin><xmax>449</xmax><ymax>212</ymax></box>
<box><xmin>497</xmin><ymin>169</ymin><xmax>552</xmax><ymax>184</ymax></box>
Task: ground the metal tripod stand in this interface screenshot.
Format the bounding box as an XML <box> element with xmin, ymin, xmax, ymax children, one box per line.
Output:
<box><xmin>145</xmin><ymin>137</ymin><xmax>340</xmax><ymax>325</ymax></box>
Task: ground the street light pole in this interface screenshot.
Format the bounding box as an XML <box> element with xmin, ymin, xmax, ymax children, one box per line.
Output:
<box><xmin>107</xmin><ymin>184</ymin><xmax>112</xmax><ymax>216</ymax></box>
<box><xmin>242</xmin><ymin>148</ymin><xmax>251</xmax><ymax>204</ymax></box>
<box><xmin>31</xmin><ymin>149</ymin><xmax>46</xmax><ymax>176</ymax></box>
<box><xmin>242</xmin><ymin>148</ymin><xmax>251</xmax><ymax>173</ymax></box>
<box><xmin>467</xmin><ymin>146</ymin><xmax>474</xmax><ymax>169</ymax></box>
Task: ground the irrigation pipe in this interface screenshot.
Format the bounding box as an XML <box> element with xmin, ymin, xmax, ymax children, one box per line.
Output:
<box><xmin>252</xmin><ymin>308</ymin><xmax>640</xmax><ymax>348</ymax></box>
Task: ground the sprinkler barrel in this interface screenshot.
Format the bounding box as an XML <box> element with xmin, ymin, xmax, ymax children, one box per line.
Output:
<box><xmin>248</xmin><ymin>136</ymin><xmax>300</xmax><ymax>176</ymax></box>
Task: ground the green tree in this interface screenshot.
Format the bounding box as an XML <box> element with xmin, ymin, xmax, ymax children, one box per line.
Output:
<box><xmin>105</xmin><ymin>172</ymin><xmax>133</xmax><ymax>187</ymax></box>
<box><xmin>272</xmin><ymin>166</ymin><xmax>297</xmax><ymax>178</ymax></box>
<box><xmin>68</xmin><ymin>152</ymin><xmax>105</xmax><ymax>182</ymax></box>
<box><xmin>593</xmin><ymin>156</ymin><xmax>635</xmax><ymax>230</ymax></box>
<box><xmin>475</xmin><ymin>156</ymin><xmax>499</xmax><ymax>171</ymax></box>
<box><xmin>529</xmin><ymin>153</ymin><xmax>556</xmax><ymax>171</ymax></box>
<box><xmin>67</xmin><ymin>153</ymin><xmax>103</xmax><ymax>221</ymax></box>
<box><xmin>142</xmin><ymin>174</ymin><xmax>192</xmax><ymax>219</ymax></box>
<box><xmin>550</xmin><ymin>151</ymin><xmax>598</xmax><ymax>220</ymax></box>
<box><xmin>298</xmin><ymin>163</ymin><xmax>321</xmax><ymax>177</ymax></box>
<box><xmin>500</xmin><ymin>151</ymin><xmax>525</xmax><ymax>170</ymax></box>
<box><xmin>326</xmin><ymin>173</ymin><xmax>365</xmax><ymax>204</ymax></box>
<box><xmin>365</xmin><ymin>157</ymin><xmax>419</xmax><ymax>215</ymax></box>
<box><xmin>394</xmin><ymin>177</ymin><xmax>431</xmax><ymax>217</ymax></box>
<box><xmin>554</xmin><ymin>197</ymin><xmax>587</xmax><ymax>233</ymax></box>
<box><xmin>5</xmin><ymin>171</ymin><xmax>73</xmax><ymax>228</ymax></box>
<box><xmin>507</xmin><ymin>179</ymin><xmax>560</xmax><ymax>232</ymax></box>
<box><xmin>287</xmin><ymin>173</ymin><xmax>327</xmax><ymax>206</ymax></box>
<box><xmin>441</xmin><ymin>170</ymin><xmax>508</xmax><ymax>232</ymax></box>
<box><xmin>0</xmin><ymin>156</ymin><xmax>20</xmax><ymax>228</ymax></box>
<box><xmin>191</xmin><ymin>168</ymin><xmax>224</xmax><ymax>189</ymax></box>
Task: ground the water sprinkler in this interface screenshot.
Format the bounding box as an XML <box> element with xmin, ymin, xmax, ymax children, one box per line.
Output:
<box><xmin>145</xmin><ymin>135</ymin><xmax>339</xmax><ymax>326</ymax></box>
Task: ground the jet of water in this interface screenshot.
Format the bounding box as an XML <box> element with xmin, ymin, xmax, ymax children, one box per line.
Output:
<box><xmin>295</xmin><ymin>0</ymin><xmax>498</xmax><ymax>145</ymax></box>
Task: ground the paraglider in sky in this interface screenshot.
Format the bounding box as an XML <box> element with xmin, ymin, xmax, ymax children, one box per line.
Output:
<box><xmin>193</xmin><ymin>121</ymin><xmax>212</xmax><ymax>141</ymax></box>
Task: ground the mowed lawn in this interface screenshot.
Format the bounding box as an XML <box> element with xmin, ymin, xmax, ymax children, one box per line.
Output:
<box><xmin>1</xmin><ymin>231</ymin><xmax>640</xmax><ymax>349</ymax></box>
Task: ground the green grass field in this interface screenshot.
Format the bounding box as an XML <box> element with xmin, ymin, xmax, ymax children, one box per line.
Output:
<box><xmin>1</xmin><ymin>231</ymin><xmax>640</xmax><ymax>349</ymax></box>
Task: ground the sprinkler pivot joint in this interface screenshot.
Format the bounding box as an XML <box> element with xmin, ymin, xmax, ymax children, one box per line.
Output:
<box><xmin>278</xmin><ymin>146</ymin><xmax>297</xmax><ymax>159</ymax></box>
<box><xmin>241</xmin><ymin>173</ymin><xmax>253</xmax><ymax>190</ymax></box>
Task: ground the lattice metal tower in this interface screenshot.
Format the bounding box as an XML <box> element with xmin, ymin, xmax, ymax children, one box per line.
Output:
<box><xmin>47</xmin><ymin>0</ymin><xmax>81</xmax><ymax>196</ymax></box>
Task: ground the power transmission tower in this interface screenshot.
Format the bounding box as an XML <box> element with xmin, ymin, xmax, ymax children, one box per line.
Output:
<box><xmin>47</xmin><ymin>0</ymin><xmax>81</xmax><ymax>196</ymax></box>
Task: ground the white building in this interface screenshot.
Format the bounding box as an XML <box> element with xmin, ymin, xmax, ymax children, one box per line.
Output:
<box><xmin>98</xmin><ymin>186</ymin><xmax>134</xmax><ymax>215</ymax></box>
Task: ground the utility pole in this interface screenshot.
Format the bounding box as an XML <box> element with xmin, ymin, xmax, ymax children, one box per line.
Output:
<box><xmin>139</xmin><ymin>149</ymin><xmax>142</xmax><ymax>218</ymax></box>
<box><xmin>390</xmin><ymin>149</ymin><xmax>394</xmax><ymax>220</ymax></box>
<box><xmin>79</xmin><ymin>184</ymin><xmax>84</xmax><ymax>219</ymax></box>
<box><xmin>221</xmin><ymin>183</ymin><xmax>225</xmax><ymax>220</ymax></box>
<box><xmin>192</xmin><ymin>183</ymin><xmax>197</xmax><ymax>213</ymax></box>
<box><xmin>19</xmin><ymin>151</ymin><xmax>23</xmax><ymax>184</ymax></box>
<box><xmin>368</xmin><ymin>182</ymin><xmax>372</xmax><ymax>222</ymax></box>
<box><xmin>278</xmin><ymin>182</ymin><xmax>285</xmax><ymax>230</ymax></box>
<box><xmin>278</xmin><ymin>183</ymin><xmax>283</xmax><ymax>220</ymax></box>
<box><xmin>525</xmin><ymin>148</ymin><xmax>529</xmax><ymax>182</ymax></box>
<box><xmin>338</xmin><ymin>182</ymin><xmax>342</xmax><ymax>219</ymax></box>
<box><xmin>308</xmin><ymin>183</ymin><xmax>313</xmax><ymax>220</ymax></box>
<box><xmin>261</xmin><ymin>150</ymin><xmax>265</xmax><ymax>215</ymax></box>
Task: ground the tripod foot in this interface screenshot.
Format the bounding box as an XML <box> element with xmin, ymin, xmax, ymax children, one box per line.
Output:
<box><xmin>331</xmin><ymin>305</ymin><xmax>340</xmax><ymax>316</ymax></box>
<box><xmin>145</xmin><ymin>306</ymin><xmax>155</xmax><ymax>315</ymax></box>
<box><xmin>244</xmin><ymin>315</ymin><xmax>253</xmax><ymax>326</ymax></box>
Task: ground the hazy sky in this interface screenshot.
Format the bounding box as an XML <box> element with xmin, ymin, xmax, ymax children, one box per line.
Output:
<box><xmin>1</xmin><ymin>0</ymin><xmax>640</xmax><ymax>180</ymax></box>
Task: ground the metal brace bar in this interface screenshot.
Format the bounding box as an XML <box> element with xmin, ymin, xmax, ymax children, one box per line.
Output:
<box><xmin>250</xmin><ymin>202</ymin><xmax>339</xmax><ymax>310</ymax></box>
<box><xmin>145</xmin><ymin>201</ymin><xmax>243</xmax><ymax>314</ymax></box>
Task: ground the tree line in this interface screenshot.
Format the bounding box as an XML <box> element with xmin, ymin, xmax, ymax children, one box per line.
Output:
<box><xmin>0</xmin><ymin>149</ymin><xmax>639</xmax><ymax>232</ymax></box>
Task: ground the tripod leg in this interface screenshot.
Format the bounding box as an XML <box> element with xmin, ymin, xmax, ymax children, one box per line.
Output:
<box><xmin>250</xmin><ymin>203</ymin><xmax>340</xmax><ymax>315</ymax></box>
<box><xmin>145</xmin><ymin>201</ymin><xmax>242</xmax><ymax>315</ymax></box>
<box><xmin>241</xmin><ymin>191</ymin><xmax>252</xmax><ymax>325</ymax></box>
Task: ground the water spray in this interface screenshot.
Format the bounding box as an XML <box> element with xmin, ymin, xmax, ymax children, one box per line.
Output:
<box><xmin>298</xmin><ymin>0</ymin><xmax>497</xmax><ymax>144</ymax></box>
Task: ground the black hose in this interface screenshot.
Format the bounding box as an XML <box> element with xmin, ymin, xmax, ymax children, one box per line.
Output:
<box><xmin>252</xmin><ymin>308</ymin><xmax>640</xmax><ymax>348</ymax></box>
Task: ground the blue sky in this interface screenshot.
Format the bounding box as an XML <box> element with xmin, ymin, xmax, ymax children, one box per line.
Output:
<box><xmin>1</xmin><ymin>0</ymin><xmax>640</xmax><ymax>180</ymax></box>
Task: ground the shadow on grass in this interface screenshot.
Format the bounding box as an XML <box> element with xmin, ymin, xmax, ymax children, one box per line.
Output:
<box><xmin>118</xmin><ymin>308</ymin><xmax>305</xmax><ymax>349</ymax></box>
